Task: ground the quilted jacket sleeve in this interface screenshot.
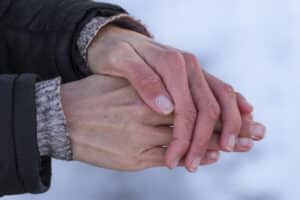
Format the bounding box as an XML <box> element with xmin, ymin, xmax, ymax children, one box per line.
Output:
<box><xmin>0</xmin><ymin>0</ymin><xmax>127</xmax><ymax>196</ymax></box>
<box><xmin>0</xmin><ymin>0</ymin><xmax>126</xmax><ymax>82</ymax></box>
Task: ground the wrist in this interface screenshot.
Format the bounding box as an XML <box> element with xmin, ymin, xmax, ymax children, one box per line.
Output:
<box><xmin>77</xmin><ymin>14</ymin><xmax>151</xmax><ymax>76</ymax></box>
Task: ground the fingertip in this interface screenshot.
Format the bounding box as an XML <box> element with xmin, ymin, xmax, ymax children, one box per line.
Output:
<box><xmin>185</xmin><ymin>157</ymin><xmax>201</xmax><ymax>173</ymax></box>
<box><xmin>164</xmin><ymin>154</ymin><xmax>176</xmax><ymax>169</ymax></box>
<box><xmin>200</xmin><ymin>151</ymin><xmax>220</xmax><ymax>166</ymax></box>
<box><xmin>250</xmin><ymin>124</ymin><xmax>267</xmax><ymax>140</ymax></box>
<box><xmin>207</xmin><ymin>150</ymin><xmax>220</xmax><ymax>160</ymax></box>
<box><xmin>235</xmin><ymin>137</ymin><xmax>254</xmax><ymax>152</ymax></box>
<box><xmin>220</xmin><ymin>134</ymin><xmax>236</xmax><ymax>152</ymax></box>
<box><xmin>184</xmin><ymin>145</ymin><xmax>208</xmax><ymax>173</ymax></box>
<box><xmin>165</xmin><ymin>149</ymin><xmax>181</xmax><ymax>169</ymax></box>
<box><xmin>165</xmin><ymin>138</ymin><xmax>191</xmax><ymax>170</ymax></box>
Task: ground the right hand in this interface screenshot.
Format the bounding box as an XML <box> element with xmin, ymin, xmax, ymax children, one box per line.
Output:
<box><xmin>60</xmin><ymin>75</ymin><xmax>262</xmax><ymax>171</ymax></box>
<box><xmin>87</xmin><ymin>25</ymin><xmax>266</xmax><ymax>172</ymax></box>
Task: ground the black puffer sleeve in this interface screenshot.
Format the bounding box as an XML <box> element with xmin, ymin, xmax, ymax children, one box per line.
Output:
<box><xmin>0</xmin><ymin>0</ymin><xmax>127</xmax><ymax>196</ymax></box>
<box><xmin>0</xmin><ymin>74</ymin><xmax>51</xmax><ymax>196</ymax></box>
<box><xmin>0</xmin><ymin>0</ymin><xmax>126</xmax><ymax>82</ymax></box>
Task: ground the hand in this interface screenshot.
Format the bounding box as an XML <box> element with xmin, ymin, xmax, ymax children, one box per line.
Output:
<box><xmin>60</xmin><ymin>75</ymin><xmax>262</xmax><ymax>171</ymax></box>
<box><xmin>88</xmin><ymin>25</ymin><xmax>266</xmax><ymax>172</ymax></box>
<box><xmin>60</xmin><ymin>75</ymin><xmax>208</xmax><ymax>171</ymax></box>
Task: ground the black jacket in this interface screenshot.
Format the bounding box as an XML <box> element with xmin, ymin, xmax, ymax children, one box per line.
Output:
<box><xmin>0</xmin><ymin>0</ymin><xmax>125</xmax><ymax>196</ymax></box>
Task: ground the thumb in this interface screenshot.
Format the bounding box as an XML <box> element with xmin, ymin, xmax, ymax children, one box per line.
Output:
<box><xmin>122</xmin><ymin>57</ymin><xmax>174</xmax><ymax>115</ymax></box>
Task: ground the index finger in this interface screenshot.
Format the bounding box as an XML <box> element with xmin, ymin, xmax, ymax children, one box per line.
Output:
<box><xmin>182</xmin><ymin>52</ymin><xmax>220</xmax><ymax>172</ymax></box>
<box><xmin>131</xmin><ymin>43</ymin><xmax>197</xmax><ymax>169</ymax></box>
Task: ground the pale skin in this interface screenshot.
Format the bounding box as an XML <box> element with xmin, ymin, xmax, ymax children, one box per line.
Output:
<box><xmin>85</xmin><ymin>25</ymin><xmax>266</xmax><ymax>172</ymax></box>
<box><xmin>61</xmin><ymin>75</ymin><xmax>264</xmax><ymax>171</ymax></box>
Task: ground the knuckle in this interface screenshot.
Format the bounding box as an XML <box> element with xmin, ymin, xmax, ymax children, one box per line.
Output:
<box><xmin>126</xmin><ymin>123</ymin><xmax>140</xmax><ymax>141</ymax></box>
<box><xmin>133</xmin><ymin>105</ymin><xmax>151</xmax><ymax>120</ymax></box>
<box><xmin>191</xmin><ymin>140</ymin><xmax>208</xmax><ymax>151</ymax></box>
<box><xmin>160</xmin><ymin>50</ymin><xmax>185</xmax><ymax>70</ymax></box>
<box><xmin>133</xmin><ymin>73</ymin><xmax>162</xmax><ymax>93</ymax></box>
<box><xmin>225</xmin><ymin>117</ymin><xmax>242</xmax><ymax>131</ymax></box>
<box><xmin>205</xmin><ymin>103</ymin><xmax>221</xmax><ymax>121</ymax></box>
<box><xmin>182</xmin><ymin>52</ymin><xmax>202</xmax><ymax>72</ymax></box>
<box><xmin>175</xmin><ymin>109</ymin><xmax>197</xmax><ymax>139</ymax></box>
<box><xmin>221</xmin><ymin>83</ymin><xmax>236</xmax><ymax>98</ymax></box>
<box><xmin>184</xmin><ymin>52</ymin><xmax>197</xmax><ymax>65</ymax></box>
<box><xmin>115</xmin><ymin>41</ymin><xmax>133</xmax><ymax>55</ymax></box>
<box><xmin>139</xmin><ymin>74</ymin><xmax>161</xmax><ymax>89</ymax></box>
<box><xmin>107</xmin><ymin>42</ymin><xmax>130</xmax><ymax>65</ymax></box>
<box><xmin>163</xmin><ymin>49</ymin><xmax>182</xmax><ymax>60</ymax></box>
<box><xmin>178</xmin><ymin>105</ymin><xmax>197</xmax><ymax>124</ymax></box>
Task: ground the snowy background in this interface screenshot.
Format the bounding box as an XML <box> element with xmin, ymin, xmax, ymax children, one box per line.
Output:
<box><xmin>6</xmin><ymin>0</ymin><xmax>300</xmax><ymax>200</ymax></box>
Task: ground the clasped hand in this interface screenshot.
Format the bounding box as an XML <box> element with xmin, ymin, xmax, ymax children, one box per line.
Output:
<box><xmin>61</xmin><ymin>25</ymin><xmax>266</xmax><ymax>172</ymax></box>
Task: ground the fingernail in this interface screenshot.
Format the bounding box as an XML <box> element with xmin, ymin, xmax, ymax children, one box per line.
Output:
<box><xmin>250</xmin><ymin>123</ymin><xmax>266</xmax><ymax>140</ymax></box>
<box><xmin>170</xmin><ymin>157</ymin><xmax>180</xmax><ymax>169</ymax></box>
<box><xmin>155</xmin><ymin>95</ymin><xmax>174</xmax><ymax>114</ymax></box>
<box><xmin>190</xmin><ymin>157</ymin><xmax>201</xmax><ymax>173</ymax></box>
<box><xmin>238</xmin><ymin>138</ymin><xmax>253</xmax><ymax>149</ymax></box>
<box><xmin>207</xmin><ymin>151</ymin><xmax>218</xmax><ymax>160</ymax></box>
<box><xmin>226</xmin><ymin>135</ymin><xmax>236</xmax><ymax>152</ymax></box>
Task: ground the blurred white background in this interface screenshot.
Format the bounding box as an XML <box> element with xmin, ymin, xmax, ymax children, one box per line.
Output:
<box><xmin>6</xmin><ymin>0</ymin><xmax>300</xmax><ymax>199</ymax></box>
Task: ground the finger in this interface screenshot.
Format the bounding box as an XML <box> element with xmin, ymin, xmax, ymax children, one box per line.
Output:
<box><xmin>200</xmin><ymin>159</ymin><xmax>218</xmax><ymax>166</ymax></box>
<box><xmin>141</xmin><ymin>148</ymin><xmax>223</xmax><ymax>170</ymax></box>
<box><xmin>178</xmin><ymin>150</ymin><xmax>220</xmax><ymax>167</ymax></box>
<box><xmin>182</xmin><ymin>53</ymin><xmax>220</xmax><ymax>172</ymax></box>
<box><xmin>236</xmin><ymin>92</ymin><xmax>254</xmax><ymax>114</ymax></box>
<box><xmin>119</xmin><ymin>42</ymin><xmax>174</xmax><ymax>115</ymax></box>
<box><xmin>106</xmin><ymin>86</ymin><xmax>174</xmax><ymax>126</ymax></box>
<box><xmin>235</xmin><ymin>137</ymin><xmax>254</xmax><ymax>152</ymax></box>
<box><xmin>243</xmin><ymin>113</ymin><xmax>253</xmax><ymax>120</ymax></box>
<box><xmin>207</xmin><ymin>133</ymin><xmax>253</xmax><ymax>152</ymax></box>
<box><xmin>133</xmin><ymin>43</ymin><xmax>197</xmax><ymax>169</ymax></box>
<box><xmin>152</xmin><ymin>130</ymin><xmax>254</xmax><ymax>153</ymax></box>
<box><xmin>213</xmin><ymin>95</ymin><xmax>253</xmax><ymax>132</ymax></box>
<box><xmin>204</xmin><ymin>73</ymin><xmax>242</xmax><ymax>152</ymax></box>
<box><xmin>200</xmin><ymin>150</ymin><xmax>220</xmax><ymax>166</ymax></box>
<box><xmin>240</xmin><ymin>120</ymin><xmax>266</xmax><ymax>141</ymax></box>
<box><xmin>142</xmin><ymin>148</ymin><xmax>220</xmax><ymax>169</ymax></box>
<box><xmin>214</xmin><ymin>114</ymin><xmax>260</xmax><ymax>139</ymax></box>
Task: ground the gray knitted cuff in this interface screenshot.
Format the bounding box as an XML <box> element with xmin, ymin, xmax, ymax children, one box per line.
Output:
<box><xmin>35</xmin><ymin>77</ymin><xmax>72</xmax><ymax>161</ymax></box>
<box><xmin>77</xmin><ymin>14</ymin><xmax>151</xmax><ymax>75</ymax></box>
